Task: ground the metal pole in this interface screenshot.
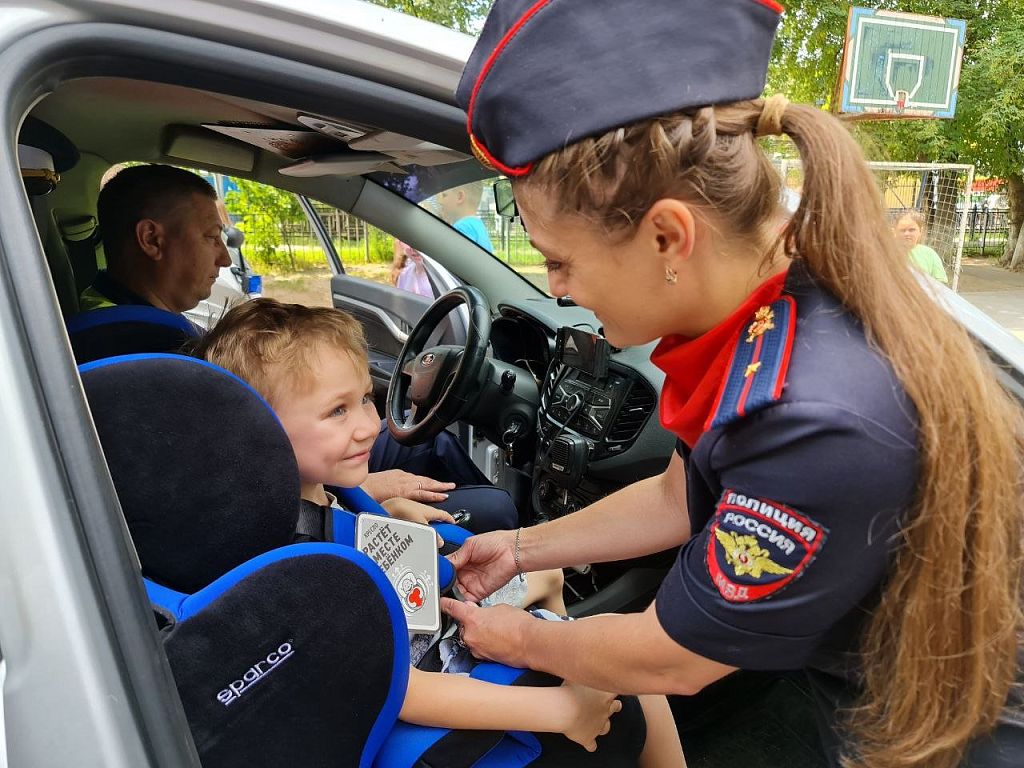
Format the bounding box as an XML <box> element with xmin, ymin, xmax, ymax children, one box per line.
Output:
<box><xmin>981</xmin><ymin>206</ymin><xmax>988</xmax><ymax>258</ymax></box>
<box><xmin>950</xmin><ymin>165</ymin><xmax>973</xmax><ymax>293</ymax></box>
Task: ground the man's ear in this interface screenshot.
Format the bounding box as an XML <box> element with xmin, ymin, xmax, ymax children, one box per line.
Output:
<box><xmin>644</xmin><ymin>198</ymin><xmax>696</xmax><ymax>266</ymax></box>
<box><xmin>135</xmin><ymin>218</ymin><xmax>164</xmax><ymax>262</ymax></box>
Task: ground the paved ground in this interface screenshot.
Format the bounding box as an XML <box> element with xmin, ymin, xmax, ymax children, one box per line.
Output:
<box><xmin>957</xmin><ymin>259</ymin><xmax>1024</xmax><ymax>340</ymax></box>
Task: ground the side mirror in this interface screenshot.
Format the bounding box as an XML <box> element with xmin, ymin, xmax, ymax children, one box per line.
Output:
<box><xmin>225</xmin><ymin>226</ymin><xmax>245</xmax><ymax>249</ymax></box>
<box><xmin>493</xmin><ymin>178</ymin><xmax>517</xmax><ymax>220</ymax></box>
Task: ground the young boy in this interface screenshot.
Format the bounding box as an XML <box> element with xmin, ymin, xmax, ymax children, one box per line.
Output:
<box><xmin>436</xmin><ymin>181</ymin><xmax>495</xmax><ymax>254</ymax></box>
<box><xmin>195</xmin><ymin>298</ymin><xmax>684</xmax><ymax>765</ymax></box>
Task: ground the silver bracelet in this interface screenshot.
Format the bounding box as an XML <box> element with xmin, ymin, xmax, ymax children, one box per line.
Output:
<box><xmin>514</xmin><ymin>526</ymin><xmax>524</xmax><ymax>581</ymax></box>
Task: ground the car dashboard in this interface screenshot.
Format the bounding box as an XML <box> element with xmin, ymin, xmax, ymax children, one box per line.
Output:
<box><xmin>493</xmin><ymin>300</ymin><xmax>675</xmax><ymax>524</ymax></box>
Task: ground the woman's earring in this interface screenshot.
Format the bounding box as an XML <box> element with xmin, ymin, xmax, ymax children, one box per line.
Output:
<box><xmin>665</xmin><ymin>266</ymin><xmax>678</xmax><ymax>285</ymax></box>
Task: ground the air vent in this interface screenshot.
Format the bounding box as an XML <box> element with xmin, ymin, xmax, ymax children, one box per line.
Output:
<box><xmin>607</xmin><ymin>382</ymin><xmax>656</xmax><ymax>442</ymax></box>
<box><xmin>541</xmin><ymin>362</ymin><xmax>565</xmax><ymax>406</ymax></box>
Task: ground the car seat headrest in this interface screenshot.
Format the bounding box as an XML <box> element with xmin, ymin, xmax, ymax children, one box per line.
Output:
<box><xmin>80</xmin><ymin>354</ymin><xmax>300</xmax><ymax>593</ymax></box>
<box><xmin>67</xmin><ymin>305</ymin><xmax>201</xmax><ymax>364</ymax></box>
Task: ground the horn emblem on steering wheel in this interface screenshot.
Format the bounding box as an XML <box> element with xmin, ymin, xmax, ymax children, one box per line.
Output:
<box><xmin>421</xmin><ymin>353</ymin><xmax>436</xmax><ymax>366</ymax></box>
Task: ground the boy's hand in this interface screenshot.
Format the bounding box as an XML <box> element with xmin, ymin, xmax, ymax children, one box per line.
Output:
<box><xmin>363</xmin><ymin>470</ymin><xmax>455</xmax><ymax>503</ymax></box>
<box><xmin>381</xmin><ymin>497</ymin><xmax>457</xmax><ymax>526</ymax></box>
<box><xmin>559</xmin><ymin>683</ymin><xmax>621</xmax><ymax>752</ymax></box>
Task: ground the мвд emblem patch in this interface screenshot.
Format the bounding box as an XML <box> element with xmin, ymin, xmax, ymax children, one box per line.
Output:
<box><xmin>706</xmin><ymin>489</ymin><xmax>827</xmax><ymax>603</ymax></box>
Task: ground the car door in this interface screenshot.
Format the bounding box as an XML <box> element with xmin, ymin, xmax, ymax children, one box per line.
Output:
<box><xmin>295</xmin><ymin>195</ymin><xmax>465</xmax><ymax>394</ymax></box>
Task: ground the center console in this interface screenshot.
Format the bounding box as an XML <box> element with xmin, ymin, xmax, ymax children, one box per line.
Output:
<box><xmin>532</xmin><ymin>327</ymin><xmax>657</xmax><ymax>520</ymax></box>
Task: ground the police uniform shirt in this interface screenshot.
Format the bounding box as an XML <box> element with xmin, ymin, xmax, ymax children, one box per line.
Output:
<box><xmin>655</xmin><ymin>262</ymin><xmax>919</xmax><ymax>680</ymax></box>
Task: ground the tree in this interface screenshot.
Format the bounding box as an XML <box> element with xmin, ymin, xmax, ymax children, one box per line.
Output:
<box><xmin>768</xmin><ymin>1</ymin><xmax>1024</xmax><ymax>268</ymax></box>
<box><xmin>225</xmin><ymin>179</ymin><xmax>304</xmax><ymax>271</ymax></box>
<box><xmin>368</xmin><ymin>0</ymin><xmax>489</xmax><ymax>33</ymax></box>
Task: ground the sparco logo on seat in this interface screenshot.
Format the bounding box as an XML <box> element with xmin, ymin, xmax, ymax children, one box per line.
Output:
<box><xmin>216</xmin><ymin>641</ymin><xmax>295</xmax><ymax>706</ymax></box>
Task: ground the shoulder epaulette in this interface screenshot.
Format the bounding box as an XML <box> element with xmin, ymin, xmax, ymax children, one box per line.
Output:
<box><xmin>706</xmin><ymin>296</ymin><xmax>796</xmax><ymax>432</ymax></box>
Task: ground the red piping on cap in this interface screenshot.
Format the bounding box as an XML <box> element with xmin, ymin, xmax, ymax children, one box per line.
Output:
<box><xmin>466</xmin><ymin>0</ymin><xmax>553</xmax><ymax>176</ymax></box>
<box><xmin>754</xmin><ymin>0</ymin><xmax>784</xmax><ymax>13</ymax></box>
<box><xmin>469</xmin><ymin>133</ymin><xmax>534</xmax><ymax>177</ymax></box>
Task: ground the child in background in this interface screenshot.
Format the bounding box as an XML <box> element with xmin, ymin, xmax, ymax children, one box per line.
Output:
<box><xmin>392</xmin><ymin>241</ymin><xmax>434</xmax><ymax>299</ymax></box>
<box><xmin>894</xmin><ymin>210</ymin><xmax>949</xmax><ymax>284</ymax></box>
<box><xmin>436</xmin><ymin>181</ymin><xmax>495</xmax><ymax>254</ymax></box>
<box><xmin>194</xmin><ymin>299</ymin><xmax>687</xmax><ymax>763</ymax></box>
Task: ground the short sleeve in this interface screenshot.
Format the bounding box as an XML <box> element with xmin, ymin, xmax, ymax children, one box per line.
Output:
<box><xmin>656</xmin><ymin>400</ymin><xmax>918</xmax><ymax>670</ymax></box>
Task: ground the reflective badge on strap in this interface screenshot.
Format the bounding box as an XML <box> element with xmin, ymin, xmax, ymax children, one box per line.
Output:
<box><xmin>706</xmin><ymin>489</ymin><xmax>827</xmax><ymax>603</ymax></box>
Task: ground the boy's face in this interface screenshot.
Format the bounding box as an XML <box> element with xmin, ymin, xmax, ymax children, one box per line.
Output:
<box><xmin>273</xmin><ymin>347</ymin><xmax>379</xmax><ymax>491</ymax></box>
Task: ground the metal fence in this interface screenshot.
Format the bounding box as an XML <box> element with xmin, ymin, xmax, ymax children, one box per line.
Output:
<box><xmin>964</xmin><ymin>206</ymin><xmax>1010</xmax><ymax>257</ymax></box>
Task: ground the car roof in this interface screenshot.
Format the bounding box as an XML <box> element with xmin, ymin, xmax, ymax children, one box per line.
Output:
<box><xmin>43</xmin><ymin>0</ymin><xmax>475</xmax><ymax>101</ymax></box>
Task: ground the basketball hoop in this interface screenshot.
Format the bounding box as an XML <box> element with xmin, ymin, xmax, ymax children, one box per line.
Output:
<box><xmin>894</xmin><ymin>89</ymin><xmax>909</xmax><ymax>114</ymax></box>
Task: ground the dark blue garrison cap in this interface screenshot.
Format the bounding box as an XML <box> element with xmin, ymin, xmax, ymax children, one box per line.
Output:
<box><xmin>456</xmin><ymin>0</ymin><xmax>783</xmax><ymax>176</ymax></box>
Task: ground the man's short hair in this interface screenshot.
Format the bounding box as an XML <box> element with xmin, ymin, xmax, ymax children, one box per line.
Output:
<box><xmin>98</xmin><ymin>164</ymin><xmax>217</xmax><ymax>265</ymax></box>
<box><xmin>193</xmin><ymin>298</ymin><xmax>369</xmax><ymax>407</ymax></box>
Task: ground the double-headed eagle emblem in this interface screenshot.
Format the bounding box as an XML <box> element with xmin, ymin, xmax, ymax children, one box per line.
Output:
<box><xmin>714</xmin><ymin>528</ymin><xmax>793</xmax><ymax>579</ymax></box>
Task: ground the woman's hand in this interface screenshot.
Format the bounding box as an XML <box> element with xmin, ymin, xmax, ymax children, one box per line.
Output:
<box><xmin>558</xmin><ymin>683</ymin><xmax>622</xmax><ymax>752</ymax></box>
<box><xmin>445</xmin><ymin>529</ymin><xmax>518</xmax><ymax>602</ymax></box>
<box><xmin>363</xmin><ymin>469</ymin><xmax>455</xmax><ymax>503</ymax></box>
<box><xmin>439</xmin><ymin>599</ymin><xmax>532</xmax><ymax>668</ymax></box>
<box><xmin>381</xmin><ymin>497</ymin><xmax>456</xmax><ymax>526</ymax></box>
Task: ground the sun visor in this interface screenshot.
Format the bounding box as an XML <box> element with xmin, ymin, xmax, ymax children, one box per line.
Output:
<box><xmin>278</xmin><ymin>152</ymin><xmax>405</xmax><ymax>177</ymax></box>
<box><xmin>165</xmin><ymin>126</ymin><xmax>256</xmax><ymax>172</ymax></box>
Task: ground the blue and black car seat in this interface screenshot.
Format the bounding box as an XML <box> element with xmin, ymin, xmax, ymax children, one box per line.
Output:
<box><xmin>67</xmin><ymin>304</ymin><xmax>200</xmax><ymax>364</ymax></box>
<box><xmin>81</xmin><ymin>352</ymin><xmax>410</xmax><ymax>767</ymax></box>
<box><xmin>80</xmin><ymin>353</ymin><xmax>646</xmax><ymax>767</ymax></box>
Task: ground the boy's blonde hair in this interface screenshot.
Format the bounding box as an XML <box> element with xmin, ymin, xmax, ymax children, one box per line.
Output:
<box><xmin>194</xmin><ymin>298</ymin><xmax>368</xmax><ymax>406</ymax></box>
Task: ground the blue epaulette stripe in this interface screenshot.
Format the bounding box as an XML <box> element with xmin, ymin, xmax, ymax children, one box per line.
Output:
<box><xmin>709</xmin><ymin>297</ymin><xmax>795</xmax><ymax>430</ymax></box>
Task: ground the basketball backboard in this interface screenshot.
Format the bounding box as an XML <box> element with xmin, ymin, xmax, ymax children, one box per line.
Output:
<box><xmin>837</xmin><ymin>7</ymin><xmax>966</xmax><ymax>119</ymax></box>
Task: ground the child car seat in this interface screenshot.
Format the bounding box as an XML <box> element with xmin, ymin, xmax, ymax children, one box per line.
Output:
<box><xmin>80</xmin><ymin>353</ymin><xmax>408</xmax><ymax>767</ymax></box>
<box><xmin>80</xmin><ymin>354</ymin><xmax>645</xmax><ymax>768</ymax></box>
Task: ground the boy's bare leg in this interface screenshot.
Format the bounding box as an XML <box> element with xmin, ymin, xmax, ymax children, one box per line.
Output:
<box><xmin>638</xmin><ymin>694</ymin><xmax>685</xmax><ymax>768</ymax></box>
<box><xmin>522</xmin><ymin>568</ymin><xmax>566</xmax><ymax>615</ymax></box>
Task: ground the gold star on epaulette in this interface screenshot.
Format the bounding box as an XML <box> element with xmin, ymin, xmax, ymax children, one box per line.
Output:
<box><xmin>744</xmin><ymin>361</ymin><xmax>762</xmax><ymax>378</ymax></box>
<box><xmin>746</xmin><ymin>305</ymin><xmax>775</xmax><ymax>343</ymax></box>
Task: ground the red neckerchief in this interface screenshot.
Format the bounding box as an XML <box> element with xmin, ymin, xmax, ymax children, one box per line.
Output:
<box><xmin>650</xmin><ymin>269</ymin><xmax>789</xmax><ymax>449</ymax></box>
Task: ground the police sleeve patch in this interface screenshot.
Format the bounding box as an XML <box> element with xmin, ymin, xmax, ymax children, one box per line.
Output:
<box><xmin>706</xmin><ymin>489</ymin><xmax>828</xmax><ymax>603</ymax></box>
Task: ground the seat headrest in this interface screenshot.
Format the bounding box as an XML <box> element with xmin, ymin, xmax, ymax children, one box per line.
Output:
<box><xmin>80</xmin><ymin>354</ymin><xmax>299</xmax><ymax>593</ymax></box>
<box><xmin>68</xmin><ymin>306</ymin><xmax>201</xmax><ymax>365</ymax></box>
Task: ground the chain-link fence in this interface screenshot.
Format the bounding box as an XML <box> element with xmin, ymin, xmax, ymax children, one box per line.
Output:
<box><xmin>777</xmin><ymin>160</ymin><xmax>975</xmax><ymax>291</ymax></box>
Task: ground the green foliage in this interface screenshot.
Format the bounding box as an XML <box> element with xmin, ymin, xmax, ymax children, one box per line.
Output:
<box><xmin>367</xmin><ymin>0</ymin><xmax>489</xmax><ymax>33</ymax></box>
<box><xmin>368</xmin><ymin>227</ymin><xmax>395</xmax><ymax>262</ymax></box>
<box><xmin>225</xmin><ymin>178</ymin><xmax>305</xmax><ymax>271</ymax></box>
<box><xmin>768</xmin><ymin>1</ymin><xmax>1019</xmax><ymax>171</ymax></box>
<box><xmin>768</xmin><ymin>1</ymin><xmax>1024</xmax><ymax>266</ymax></box>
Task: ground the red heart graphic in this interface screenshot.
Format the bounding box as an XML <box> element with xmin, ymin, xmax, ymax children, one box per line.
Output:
<box><xmin>408</xmin><ymin>587</ymin><xmax>424</xmax><ymax>608</ymax></box>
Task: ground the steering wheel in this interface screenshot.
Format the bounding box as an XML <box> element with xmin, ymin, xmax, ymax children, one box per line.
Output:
<box><xmin>386</xmin><ymin>286</ymin><xmax>491</xmax><ymax>445</ymax></box>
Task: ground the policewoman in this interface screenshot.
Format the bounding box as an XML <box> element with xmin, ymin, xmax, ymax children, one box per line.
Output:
<box><xmin>441</xmin><ymin>2</ymin><xmax>1024</xmax><ymax>767</ymax></box>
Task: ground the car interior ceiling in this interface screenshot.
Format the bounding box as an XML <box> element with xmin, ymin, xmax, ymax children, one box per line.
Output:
<box><xmin>25</xmin><ymin>75</ymin><xmax>541</xmax><ymax>323</ymax></box>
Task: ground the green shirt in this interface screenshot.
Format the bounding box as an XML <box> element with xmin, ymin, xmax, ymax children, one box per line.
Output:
<box><xmin>909</xmin><ymin>244</ymin><xmax>948</xmax><ymax>284</ymax></box>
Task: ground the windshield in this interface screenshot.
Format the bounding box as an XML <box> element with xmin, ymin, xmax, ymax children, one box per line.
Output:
<box><xmin>369</xmin><ymin>162</ymin><xmax>550</xmax><ymax>295</ymax></box>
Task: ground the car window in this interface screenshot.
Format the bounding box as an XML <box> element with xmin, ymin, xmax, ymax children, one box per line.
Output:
<box><xmin>220</xmin><ymin>177</ymin><xmax>400</xmax><ymax>305</ymax></box>
<box><xmin>371</xmin><ymin>168</ymin><xmax>550</xmax><ymax>296</ymax></box>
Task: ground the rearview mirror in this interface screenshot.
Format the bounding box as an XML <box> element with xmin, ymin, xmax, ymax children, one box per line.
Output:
<box><xmin>493</xmin><ymin>178</ymin><xmax>517</xmax><ymax>220</ymax></box>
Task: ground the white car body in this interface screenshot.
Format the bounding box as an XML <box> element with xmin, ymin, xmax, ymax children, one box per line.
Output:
<box><xmin>0</xmin><ymin>3</ymin><xmax>475</xmax><ymax>766</ymax></box>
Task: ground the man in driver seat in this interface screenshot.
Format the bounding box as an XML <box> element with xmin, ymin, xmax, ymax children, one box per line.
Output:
<box><xmin>77</xmin><ymin>163</ymin><xmax>518</xmax><ymax>532</ymax></box>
